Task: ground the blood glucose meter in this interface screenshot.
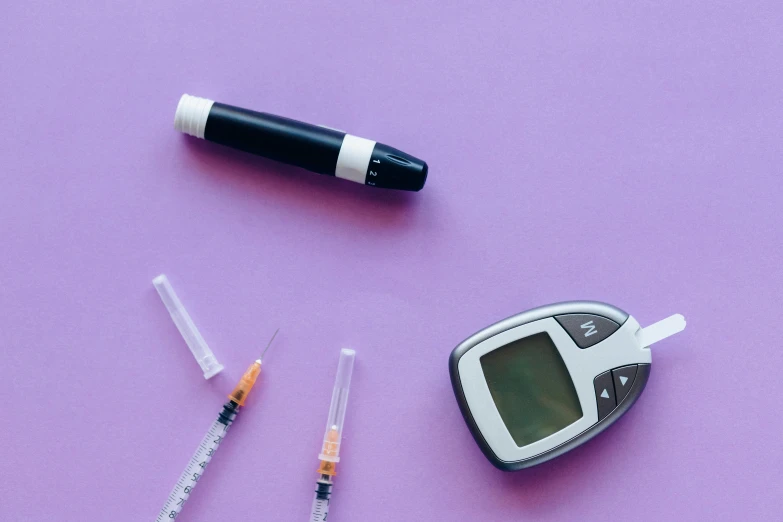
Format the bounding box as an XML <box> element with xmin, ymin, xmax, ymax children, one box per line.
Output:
<box><xmin>449</xmin><ymin>301</ymin><xmax>685</xmax><ymax>471</ymax></box>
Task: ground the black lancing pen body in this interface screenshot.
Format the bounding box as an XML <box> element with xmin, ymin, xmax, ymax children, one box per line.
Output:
<box><xmin>175</xmin><ymin>94</ymin><xmax>427</xmax><ymax>191</ymax></box>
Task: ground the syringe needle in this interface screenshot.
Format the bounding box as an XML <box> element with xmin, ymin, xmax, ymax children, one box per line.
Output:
<box><xmin>259</xmin><ymin>328</ymin><xmax>280</xmax><ymax>362</ymax></box>
<box><xmin>227</xmin><ymin>329</ymin><xmax>281</xmax><ymax>407</ymax></box>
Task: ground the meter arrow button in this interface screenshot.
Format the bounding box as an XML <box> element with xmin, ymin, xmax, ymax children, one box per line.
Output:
<box><xmin>612</xmin><ymin>365</ymin><xmax>638</xmax><ymax>404</ymax></box>
<box><xmin>593</xmin><ymin>371</ymin><xmax>617</xmax><ymax>421</ymax></box>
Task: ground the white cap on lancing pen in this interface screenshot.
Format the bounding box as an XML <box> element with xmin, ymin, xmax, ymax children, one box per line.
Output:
<box><xmin>174</xmin><ymin>94</ymin><xmax>214</xmax><ymax>139</ymax></box>
<box><xmin>152</xmin><ymin>274</ymin><xmax>224</xmax><ymax>379</ymax></box>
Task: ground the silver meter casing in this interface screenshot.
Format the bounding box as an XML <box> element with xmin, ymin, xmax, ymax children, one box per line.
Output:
<box><xmin>449</xmin><ymin>301</ymin><xmax>652</xmax><ymax>471</ymax></box>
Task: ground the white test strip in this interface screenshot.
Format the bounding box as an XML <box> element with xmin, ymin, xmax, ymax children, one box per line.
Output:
<box><xmin>636</xmin><ymin>314</ymin><xmax>686</xmax><ymax>347</ymax></box>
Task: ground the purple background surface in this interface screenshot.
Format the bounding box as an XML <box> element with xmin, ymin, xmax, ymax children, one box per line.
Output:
<box><xmin>1</xmin><ymin>2</ymin><xmax>781</xmax><ymax>521</ymax></box>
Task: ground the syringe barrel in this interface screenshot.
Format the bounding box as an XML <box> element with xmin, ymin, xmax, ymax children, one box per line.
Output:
<box><xmin>155</xmin><ymin>412</ymin><xmax>233</xmax><ymax>522</ymax></box>
<box><xmin>309</xmin><ymin>478</ymin><xmax>333</xmax><ymax>522</ymax></box>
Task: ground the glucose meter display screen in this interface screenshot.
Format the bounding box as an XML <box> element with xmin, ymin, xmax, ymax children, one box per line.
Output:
<box><xmin>480</xmin><ymin>332</ymin><xmax>583</xmax><ymax>447</ymax></box>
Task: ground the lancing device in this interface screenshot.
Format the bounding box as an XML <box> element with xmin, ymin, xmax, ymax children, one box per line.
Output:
<box><xmin>174</xmin><ymin>94</ymin><xmax>428</xmax><ymax>191</ymax></box>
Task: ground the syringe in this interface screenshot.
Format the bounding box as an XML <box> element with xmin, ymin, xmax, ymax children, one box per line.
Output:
<box><xmin>309</xmin><ymin>348</ymin><xmax>356</xmax><ymax>522</ymax></box>
<box><xmin>155</xmin><ymin>330</ymin><xmax>278</xmax><ymax>521</ymax></box>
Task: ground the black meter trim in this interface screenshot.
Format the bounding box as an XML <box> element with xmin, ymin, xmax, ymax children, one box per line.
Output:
<box><xmin>448</xmin><ymin>301</ymin><xmax>648</xmax><ymax>471</ymax></box>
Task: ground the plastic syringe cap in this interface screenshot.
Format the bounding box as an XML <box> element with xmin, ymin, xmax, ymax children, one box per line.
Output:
<box><xmin>153</xmin><ymin>274</ymin><xmax>224</xmax><ymax>379</ymax></box>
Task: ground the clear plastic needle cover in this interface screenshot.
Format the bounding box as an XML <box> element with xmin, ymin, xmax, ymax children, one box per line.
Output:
<box><xmin>318</xmin><ymin>349</ymin><xmax>356</xmax><ymax>463</ymax></box>
<box><xmin>153</xmin><ymin>274</ymin><xmax>224</xmax><ymax>379</ymax></box>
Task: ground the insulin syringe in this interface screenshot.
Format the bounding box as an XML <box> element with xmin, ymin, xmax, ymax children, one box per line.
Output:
<box><xmin>310</xmin><ymin>349</ymin><xmax>356</xmax><ymax>522</ymax></box>
<box><xmin>155</xmin><ymin>330</ymin><xmax>278</xmax><ymax>521</ymax></box>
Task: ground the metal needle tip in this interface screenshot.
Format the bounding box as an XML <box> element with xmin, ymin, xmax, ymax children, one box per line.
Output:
<box><xmin>258</xmin><ymin>328</ymin><xmax>280</xmax><ymax>362</ymax></box>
